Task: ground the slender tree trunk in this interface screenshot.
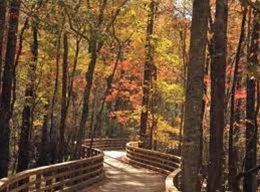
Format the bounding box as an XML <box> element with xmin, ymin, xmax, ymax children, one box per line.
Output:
<box><xmin>74</xmin><ymin>0</ymin><xmax>126</xmax><ymax>157</ymax></box>
<box><xmin>66</xmin><ymin>36</ymin><xmax>81</xmax><ymax>114</ymax></box>
<box><xmin>65</xmin><ymin>36</ymin><xmax>81</xmax><ymax>156</ymax></box>
<box><xmin>49</xmin><ymin>30</ymin><xmax>62</xmax><ymax>139</ymax></box>
<box><xmin>76</xmin><ymin>1</ymin><xmax>109</xmax><ymax>154</ymax></box>
<box><xmin>88</xmin><ymin>82</ymin><xmax>98</xmax><ymax>138</ymax></box>
<box><xmin>0</xmin><ymin>0</ymin><xmax>21</xmax><ymax>178</ymax></box>
<box><xmin>75</xmin><ymin>37</ymin><xmax>98</xmax><ymax>157</ymax></box>
<box><xmin>16</xmin><ymin>12</ymin><xmax>39</xmax><ymax>173</ymax></box>
<box><xmin>178</xmin><ymin>24</ymin><xmax>188</xmax><ymax>148</ymax></box>
<box><xmin>243</xmin><ymin>9</ymin><xmax>259</xmax><ymax>192</ymax></box>
<box><xmin>37</xmin><ymin>103</ymin><xmax>49</xmax><ymax>166</ymax></box>
<box><xmin>0</xmin><ymin>0</ymin><xmax>6</xmax><ymax>86</ymax></box>
<box><xmin>58</xmin><ymin>32</ymin><xmax>68</xmax><ymax>162</ymax></box>
<box><xmin>244</xmin><ymin>76</ymin><xmax>256</xmax><ymax>191</ymax></box>
<box><xmin>207</xmin><ymin>0</ymin><xmax>228</xmax><ymax>191</ymax></box>
<box><xmin>228</xmin><ymin>5</ymin><xmax>247</xmax><ymax>191</ymax></box>
<box><xmin>11</xmin><ymin>17</ymin><xmax>29</xmax><ymax>119</ymax></box>
<box><xmin>149</xmin><ymin>73</ymin><xmax>157</xmax><ymax>150</ymax></box>
<box><xmin>49</xmin><ymin>30</ymin><xmax>62</xmax><ymax>163</ymax></box>
<box><xmin>181</xmin><ymin>0</ymin><xmax>209</xmax><ymax>191</ymax></box>
<box><xmin>89</xmin><ymin>27</ymin><xmax>132</xmax><ymax>149</ymax></box>
<box><xmin>9</xmin><ymin>17</ymin><xmax>29</xmax><ymax>176</ymax></box>
<box><xmin>140</xmin><ymin>0</ymin><xmax>156</xmax><ymax>145</ymax></box>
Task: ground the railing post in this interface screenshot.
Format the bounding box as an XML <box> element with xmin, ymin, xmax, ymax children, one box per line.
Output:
<box><xmin>44</xmin><ymin>171</ymin><xmax>53</xmax><ymax>192</ymax></box>
<box><xmin>35</xmin><ymin>173</ymin><xmax>41</xmax><ymax>190</ymax></box>
<box><xmin>174</xmin><ymin>175</ymin><xmax>179</xmax><ymax>189</ymax></box>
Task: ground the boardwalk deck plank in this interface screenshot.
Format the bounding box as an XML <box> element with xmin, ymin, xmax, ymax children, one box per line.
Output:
<box><xmin>81</xmin><ymin>151</ymin><xmax>165</xmax><ymax>192</ymax></box>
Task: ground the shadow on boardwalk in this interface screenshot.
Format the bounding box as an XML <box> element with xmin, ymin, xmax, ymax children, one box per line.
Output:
<box><xmin>81</xmin><ymin>151</ymin><xmax>165</xmax><ymax>192</ymax></box>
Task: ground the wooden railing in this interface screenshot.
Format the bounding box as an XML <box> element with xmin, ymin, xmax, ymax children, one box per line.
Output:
<box><xmin>0</xmin><ymin>147</ymin><xmax>103</xmax><ymax>192</ymax></box>
<box><xmin>0</xmin><ymin>138</ymin><xmax>127</xmax><ymax>192</ymax></box>
<box><xmin>0</xmin><ymin>139</ymin><xmax>180</xmax><ymax>192</ymax></box>
<box><xmin>126</xmin><ymin>141</ymin><xmax>181</xmax><ymax>192</ymax></box>
<box><xmin>82</xmin><ymin>138</ymin><xmax>127</xmax><ymax>150</ymax></box>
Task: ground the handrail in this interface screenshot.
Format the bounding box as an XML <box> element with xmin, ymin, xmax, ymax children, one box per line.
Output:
<box><xmin>82</xmin><ymin>138</ymin><xmax>127</xmax><ymax>150</ymax></box>
<box><xmin>0</xmin><ymin>138</ymin><xmax>127</xmax><ymax>192</ymax></box>
<box><xmin>126</xmin><ymin>141</ymin><xmax>181</xmax><ymax>192</ymax></box>
<box><xmin>165</xmin><ymin>168</ymin><xmax>181</xmax><ymax>192</ymax></box>
<box><xmin>0</xmin><ymin>139</ymin><xmax>179</xmax><ymax>191</ymax></box>
<box><xmin>0</xmin><ymin>146</ymin><xmax>103</xmax><ymax>192</ymax></box>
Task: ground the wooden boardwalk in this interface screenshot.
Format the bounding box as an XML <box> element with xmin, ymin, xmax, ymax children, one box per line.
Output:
<box><xmin>80</xmin><ymin>151</ymin><xmax>165</xmax><ymax>192</ymax></box>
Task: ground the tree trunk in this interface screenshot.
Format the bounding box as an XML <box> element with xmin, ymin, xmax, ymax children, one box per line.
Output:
<box><xmin>49</xmin><ymin>29</ymin><xmax>62</xmax><ymax>163</ymax></box>
<box><xmin>228</xmin><ymin>5</ymin><xmax>247</xmax><ymax>191</ymax></box>
<box><xmin>89</xmin><ymin>84</ymin><xmax>98</xmax><ymax>138</ymax></box>
<box><xmin>16</xmin><ymin>12</ymin><xmax>39</xmax><ymax>173</ymax></box>
<box><xmin>181</xmin><ymin>0</ymin><xmax>209</xmax><ymax>191</ymax></box>
<box><xmin>178</xmin><ymin>24</ymin><xmax>188</xmax><ymax>149</ymax></box>
<box><xmin>207</xmin><ymin>0</ymin><xmax>228</xmax><ymax>191</ymax></box>
<box><xmin>140</xmin><ymin>0</ymin><xmax>156</xmax><ymax>145</ymax></box>
<box><xmin>64</xmin><ymin>36</ymin><xmax>81</xmax><ymax>155</ymax></box>
<box><xmin>89</xmin><ymin>27</ymin><xmax>132</xmax><ymax>148</ymax></box>
<box><xmin>75</xmin><ymin>1</ymin><xmax>110</xmax><ymax>154</ymax></box>
<box><xmin>58</xmin><ymin>32</ymin><xmax>68</xmax><ymax>162</ymax></box>
<box><xmin>244</xmin><ymin>76</ymin><xmax>256</xmax><ymax>192</ymax></box>
<box><xmin>37</xmin><ymin>103</ymin><xmax>49</xmax><ymax>166</ymax></box>
<box><xmin>49</xmin><ymin>29</ymin><xmax>62</xmax><ymax>140</ymax></box>
<box><xmin>0</xmin><ymin>0</ymin><xmax>21</xmax><ymax>178</ymax></box>
<box><xmin>243</xmin><ymin>9</ymin><xmax>259</xmax><ymax>192</ymax></box>
<box><xmin>0</xmin><ymin>0</ymin><xmax>6</xmax><ymax>86</ymax></box>
<box><xmin>75</xmin><ymin>37</ymin><xmax>98</xmax><ymax>157</ymax></box>
<box><xmin>74</xmin><ymin>0</ymin><xmax>126</xmax><ymax>157</ymax></box>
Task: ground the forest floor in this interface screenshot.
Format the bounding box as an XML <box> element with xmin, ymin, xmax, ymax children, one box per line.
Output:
<box><xmin>80</xmin><ymin>151</ymin><xmax>165</xmax><ymax>192</ymax></box>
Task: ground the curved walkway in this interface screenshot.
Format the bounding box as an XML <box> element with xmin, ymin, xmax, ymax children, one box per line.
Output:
<box><xmin>81</xmin><ymin>151</ymin><xmax>165</xmax><ymax>192</ymax></box>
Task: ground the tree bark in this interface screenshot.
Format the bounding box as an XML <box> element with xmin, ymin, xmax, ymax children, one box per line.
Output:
<box><xmin>139</xmin><ymin>0</ymin><xmax>156</xmax><ymax>145</ymax></box>
<box><xmin>58</xmin><ymin>32</ymin><xmax>68</xmax><ymax>162</ymax></box>
<box><xmin>75</xmin><ymin>1</ymin><xmax>107</xmax><ymax>157</ymax></box>
<box><xmin>0</xmin><ymin>0</ymin><xmax>21</xmax><ymax>178</ymax></box>
<box><xmin>72</xmin><ymin>0</ymin><xmax>128</xmax><ymax>157</ymax></box>
<box><xmin>178</xmin><ymin>24</ymin><xmax>188</xmax><ymax>149</ymax></box>
<box><xmin>49</xmin><ymin>28</ymin><xmax>63</xmax><ymax>163</ymax></box>
<box><xmin>228</xmin><ymin>5</ymin><xmax>247</xmax><ymax>191</ymax></box>
<box><xmin>181</xmin><ymin>0</ymin><xmax>209</xmax><ymax>191</ymax></box>
<box><xmin>16</xmin><ymin>11</ymin><xmax>39</xmax><ymax>172</ymax></box>
<box><xmin>243</xmin><ymin>9</ymin><xmax>259</xmax><ymax>192</ymax></box>
<box><xmin>37</xmin><ymin>103</ymin><xmax>49</xmax><ymax>166</ymax></box>
<box><xmin>244</xmin><ymin>76</ymin><xmax>256</xmax><ymax>192</ymax></box>
<box><xmin>207</xmin><ymin>0</ymin><xmax>228</xmax><ymax>191</ymax></box>
<box><xmin>0</xmin><ymin>0</ymin><xmax>6</xmax><ymax>87</ymax></box>
<box><xmin>74</xmin><ymin>0</ymin><xmax>108</xmax><ymax>157</ymax></box>
<box><xmin>75</xmin><ymin>36</ymin><xmax>98</xmax><ymax>157</ymax></box>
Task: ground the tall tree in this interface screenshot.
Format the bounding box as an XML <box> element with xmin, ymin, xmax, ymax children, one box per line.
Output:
<box><xmin>0</xmin><ymin>0</ymin><xmax>6</xmax><ymax>84</ymax></box>
<box><xmin>0</xmin><ymin>0</ymin><xmax>21</xmax><ymax>178</ymax></box>
<box><xmin>89</xmin><ymin>24</ymin><xmax>133</xmax><ymax>150</ymax></box>
<box><xmin>181</xmin><ymin>0</ymin><xmax>209</xmax><ymax>191</ymax></box>
<box><xmin>37</xmin><ymin>103</ymin><xmax>49</xmax><ymax>166</ymax></box>
<box><xmin>75</xmin><ymin>27</ymin><xmax>100</xmax><ymax>157</ymax></box>
<box><xmin>49</xmin><ymin>22</ymin><xmax>63</xmax><ymax>163</ymax></box>
<box><xmin>139</xmin><ymin>0</ymin><xmax>156</xmax><ymax>146</ymax></box>
<box><xmin>74</xmin><ymin>0</ymin><xmax>129</xmax><ymax>157</ymax></box>
<box><xmin>244</xmin><ymin>8</ymin><xmax>259</xmax><ymax>192</ymax></box>
<box><xmin>228</xmin><ymin>4</ymin><xmax>247</xmax><ymax>191</ymax></box>
<box><xmin>207</xmin><ymin>0</ymin><xmax>228</xmax><ymax>191</ymax></box>
<box><xmin>16</xmin><ymin>4</ymin><xmax>40</xmax><ymax>172</ymax></box>
<box><xmin>58</xmin><ymin>32</ymin><xmax>68</xmax><ymax>162</ymax></box>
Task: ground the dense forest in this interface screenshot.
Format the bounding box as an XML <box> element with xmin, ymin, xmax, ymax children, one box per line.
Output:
<box><xmin>0</xmin><ymin>0</ymin><xmax>259</xmax><ymax>191</ymax></box>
